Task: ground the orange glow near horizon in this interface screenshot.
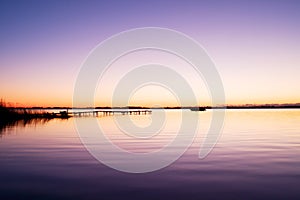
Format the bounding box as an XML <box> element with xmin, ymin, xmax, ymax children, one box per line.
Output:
<box><xmin>2</xmin><ymin>94</ymin><xmax>300</xmax><ymax>108</ymax></box>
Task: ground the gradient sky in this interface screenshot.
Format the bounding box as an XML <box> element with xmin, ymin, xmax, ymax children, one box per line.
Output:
<box><xmin>1</xmin><ymin>0</ymin><xmax>299</xmax><ymax>107</ymax></box>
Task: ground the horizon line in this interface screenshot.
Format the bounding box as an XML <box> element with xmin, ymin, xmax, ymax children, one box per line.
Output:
<box><xmin>5</xmin><ymin>102</ymin><xmax>300</xmax><ymax>109</ymax></box>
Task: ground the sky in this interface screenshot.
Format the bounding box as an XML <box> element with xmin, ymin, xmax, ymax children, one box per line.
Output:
<box><xmin>0</xmin><ymin>0</ymin><xmax>299</xmax><ymax>107</ymax></box>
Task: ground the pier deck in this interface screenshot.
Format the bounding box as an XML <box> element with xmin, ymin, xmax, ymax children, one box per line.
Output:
<box><xmin>64</xmin><ymin>109</ymin><xmax>152</xmax><ymax>117</ymax></box>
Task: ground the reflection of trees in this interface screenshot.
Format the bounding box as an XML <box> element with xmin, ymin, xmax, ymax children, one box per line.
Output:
<box><xmin>0</xmin><ymin>118</ymin><xmax>50</xmax><ymax>136</ymax></box>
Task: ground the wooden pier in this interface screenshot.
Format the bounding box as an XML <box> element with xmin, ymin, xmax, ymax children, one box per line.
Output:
<box><xmin>66</xmin><ymin>109</ymin><xmax>152</xmax><ymax>117</ymax></box>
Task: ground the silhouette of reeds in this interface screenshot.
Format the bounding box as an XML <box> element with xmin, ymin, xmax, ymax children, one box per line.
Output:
<box><xmin>0</xmin><ymin>99</ymin><xmax>69</xmax><ymax>134</ymax></box>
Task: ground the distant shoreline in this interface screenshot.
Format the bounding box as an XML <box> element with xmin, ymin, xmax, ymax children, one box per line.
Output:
<box><xmin>6</xmin><ymin>106</ymin><xmax>300</xmax><ymax>110</ymax></box>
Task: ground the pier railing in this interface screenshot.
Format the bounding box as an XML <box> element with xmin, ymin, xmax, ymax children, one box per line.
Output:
<box><xmin>67</xmin><ymin>109</ymin><xmax>152</xmax><ymax>117</ymax></box>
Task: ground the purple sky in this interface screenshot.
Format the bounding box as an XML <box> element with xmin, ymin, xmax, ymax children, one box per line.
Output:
<box><xmin>1</xmin><ymin>0</ymin><xmax>299</xmax><ymax>106</ymax></box>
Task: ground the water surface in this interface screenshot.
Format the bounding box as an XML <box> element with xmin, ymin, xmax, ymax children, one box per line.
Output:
<box><xmin>0</xmin><ymin>109</ymin><xmax>299</xmax><ymax>200</ymax></box>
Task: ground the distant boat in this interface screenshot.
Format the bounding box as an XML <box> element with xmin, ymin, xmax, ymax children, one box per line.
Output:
<box><xmin>190</xmin><ymin>107</ymin><xmax>206</xmax><ymax>111</ymax></box>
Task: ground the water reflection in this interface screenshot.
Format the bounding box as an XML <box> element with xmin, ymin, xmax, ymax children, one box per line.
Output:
<box><xmin>0</xmin><ymin>109</ymin><xmax>300</xmax><ymax>200</ymax></box>
<box><xmin>0</xmin><ymin>118</ymin><xmax>52</xmax><ymax>136</ymax></box>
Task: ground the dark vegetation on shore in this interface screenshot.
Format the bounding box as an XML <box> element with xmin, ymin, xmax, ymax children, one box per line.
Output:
<box><xmin>0</xmin><ymin>100</ymin><xmax>69</xmax><ymax>134</ymax></box>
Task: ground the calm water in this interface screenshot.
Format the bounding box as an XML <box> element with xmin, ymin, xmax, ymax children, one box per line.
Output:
<box><xmin>0</xmin><ymin>109</ymin><xmax>300</xmax><ymax>200</ymax></box>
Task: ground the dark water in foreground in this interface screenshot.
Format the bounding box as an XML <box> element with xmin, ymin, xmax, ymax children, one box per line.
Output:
<box><xmin>0</xmin><ymin>109</ymin><xmax>299</xmax><ymax>200</ymax></box>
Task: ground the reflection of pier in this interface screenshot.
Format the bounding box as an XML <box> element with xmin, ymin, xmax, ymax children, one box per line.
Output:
<box><xmin>69</xmin><ymin>110</ymin><xmax>152</xmax><ymax>117</ymax></box>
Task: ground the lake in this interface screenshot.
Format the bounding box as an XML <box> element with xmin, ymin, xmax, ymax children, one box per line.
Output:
<box><xmin>0</xmin><ymin>109</ymin><xmax>300</xmax><ymax>200</ymax></box>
